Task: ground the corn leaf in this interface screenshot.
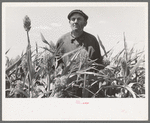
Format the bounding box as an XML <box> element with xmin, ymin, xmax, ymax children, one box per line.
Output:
<box><xmin>129</xmin><ymin>51</ymin><xmax>144</xmax><ymax>63</ymax></box>
<box><xmin>124</xmin><ymin>85</ymin><xmax>136</xmax><ymax>98</ymax></box>
<box><xmin>40</xmin><ymin>33</ymin><xmax>55</xmax><ymax>52</ymax></box>
<box><xmin>61</xmin><ymin>46</ymin><xmax>83</xmax><ymax>60</ymax></box>
<box><xmin>93</xmin><ymin>85</ymin><xmax>136</xmax><ymax>98</ymax></box>
<box><xmin>13</xmin><ymin>88</ymin><xmax>30</xmax><ymax>97</ymax></box>
<box><xmin>41</xmin><ymin>33</ymin><xmax>50</xmax><ymax>46</ymax></box>
<box><xmin>5</xmin><ymin>48</ymin><xmax>11</xmax><ymax>55</ymax></box>
<box><xmin>6</xmin><ymin>56</ymin><xmax>23</xmax><ymax>74</ymax></box>
<box><xmin>76</xmin><ymin>71</ymin><xmax>107</xmax><ymax>78</ymax></box>
<box><xmin>97</xmin><ymin>35</ymin><xmax>107</xmax><ymax>57</ymax></box>
<box><xmin>112</xmin><ymin>48</ymin><xmax>124</xmax><ymax>64</ymax></box>
<box><xmin>128</xmin><ymin>44</ymin><xmax>136</xmax><ymax>61</ymax></box>
<box><xmin>34</xmin><ymin>67</ymin><xmax>44</xmax><ymax>79</ymax></box>
<box><xmin>41</xmin><ymin>47</ymin><xmax>55</xmax><ymax>54</ymax></box>
<box><xmin>62</xmin><ymin>50</ymin><xmax>81</xmax><ymax>75</ymax></box>
<box><xmin>126</xmin><ymin>54</ymin><xmax>144</xmax><ymax>84</ymax></box>
<box><xmin>36</xmin><ymin>42</ymin><xmax>38</xmax><ymax>54</ymax></box>
<box><xmin>82</xmin><ymin>74</ymin><xmax>89</xmax><ymax>97</ymax></box>
<box><xmin>55</xmin><ymin>41</ymin><xmax>64</xmax><ymax>55</ymax></box>
<box><xmin>123</xmin><ymin>32</ymin><xmax>128</xmax><ymax>61</ymax></box>
<box><xmin>103</xmin><ymin>41</ymin><xmax>120</xmax><ymax>57</ymax></box>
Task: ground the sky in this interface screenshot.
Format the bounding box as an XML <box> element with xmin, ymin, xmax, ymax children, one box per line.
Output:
<box><xmin>3</xmin><ymin>2</ymin><xmax>148</xmax><ymax>59</ymax></box>
<box><xmin>2</xmin><ymin>3</ymin><xmax>148</xmax><ymax>120</ymax></box>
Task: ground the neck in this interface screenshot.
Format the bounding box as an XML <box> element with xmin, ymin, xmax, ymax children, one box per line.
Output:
<box><xmin>71</xmin><ymin>30</ymin><xmax>84</xmax><ymax>38</ymax></box>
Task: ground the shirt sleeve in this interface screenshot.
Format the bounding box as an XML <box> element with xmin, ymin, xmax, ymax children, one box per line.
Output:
<box><xmin>92</xmin><ymin>37</ymin><xmax>103</xmax><ymax>65</ymax></box>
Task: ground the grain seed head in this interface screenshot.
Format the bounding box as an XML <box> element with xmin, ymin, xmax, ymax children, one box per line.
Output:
<box><xmin>23</xmin><ymin>15</ymin><xmax>31</xmax><ymax>32</ymax></box>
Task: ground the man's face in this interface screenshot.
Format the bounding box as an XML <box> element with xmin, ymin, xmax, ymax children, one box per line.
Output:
<box><xmin>69</xmin><ymin>13</ymin><xmax>87</xmax><ymax>32</ymax></box>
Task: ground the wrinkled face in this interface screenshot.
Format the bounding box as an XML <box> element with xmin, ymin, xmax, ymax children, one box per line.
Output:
<box><xmin>69</xmin><ymin>13</ymin><xmax>87</xmax><ymax>31</ymax></box>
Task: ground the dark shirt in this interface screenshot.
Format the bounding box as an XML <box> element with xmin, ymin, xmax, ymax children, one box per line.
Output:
<box><xmin>56</xmin><ymin>31</ymin><xmax>103</xmax><ymax>67</ymax></box>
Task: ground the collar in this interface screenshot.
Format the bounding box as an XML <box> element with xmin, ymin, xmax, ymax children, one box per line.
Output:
<box><xmin>70</xmin><ymin>31</ymin><xmax>85</xmax><ymax>43</ymax></box>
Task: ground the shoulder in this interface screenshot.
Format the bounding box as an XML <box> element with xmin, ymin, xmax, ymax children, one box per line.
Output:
<box><xmin>83</xmin><ymin>31</ymin><xmax>98</xmax><ymax>45</ymax></box>
<box><xmin>84</xmin><ymin>31</ymin><xmax>97</xmax><ymax>41</ymax></box>
<box><xmin>56</xmin><ymin>32</ymin><xmax>70</xmax><ymax>47</ymax></box>
<box><xmin>57</xmin><ymin>32</ymin><xmax>70</xmax><ymax>42</ymax></box>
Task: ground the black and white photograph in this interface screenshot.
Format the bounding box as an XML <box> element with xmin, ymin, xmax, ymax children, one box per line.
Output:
<box><xmin>2</xmin><ymin>2</ymin><xmax>148</xmax><ymax>121</ymax></box>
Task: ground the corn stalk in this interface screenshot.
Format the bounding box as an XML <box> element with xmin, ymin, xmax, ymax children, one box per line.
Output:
<box><xmin>24</xmin><ymin>15</ymin><xmax>34</xmax><ymax>98</ymax></box>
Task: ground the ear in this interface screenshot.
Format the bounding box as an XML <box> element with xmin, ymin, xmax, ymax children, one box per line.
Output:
<box><xmin>84</xmin><ymin>21</ymin><xmax>87</xmax><ymax>27</ymax></box>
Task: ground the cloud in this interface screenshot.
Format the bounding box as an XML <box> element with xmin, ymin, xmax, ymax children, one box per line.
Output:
<box><xmin>50</xmin><ymin>23</ymin><xmax>62</xmax><ymax>27</ymax></box>
<box><xmin>33</xmin><ymin>26</ymin><xmax>52</xmax><ymax>30</ymax></box>
<box><xmin>32</xmin><ymin>23</ymin><xmax>61</xmax><ymax>31</ymax></box>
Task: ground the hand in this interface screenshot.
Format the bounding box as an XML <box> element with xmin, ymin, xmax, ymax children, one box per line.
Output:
<box><xmin>102</xmin><ymin>57</ymin><xmax>110</xmax><ymax>66</ymax></box>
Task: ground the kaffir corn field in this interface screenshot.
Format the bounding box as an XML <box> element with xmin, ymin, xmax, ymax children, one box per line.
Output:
<box><xmin>5</xmin><ymin>15</ymin><xmax>145</xmax><ymax>98</ymax></box>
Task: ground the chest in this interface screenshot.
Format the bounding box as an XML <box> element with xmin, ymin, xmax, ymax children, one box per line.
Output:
<box><xmin>63</xmin><ymin>39</ymin><xmax>91</xmax><ymax>53</ymax></box>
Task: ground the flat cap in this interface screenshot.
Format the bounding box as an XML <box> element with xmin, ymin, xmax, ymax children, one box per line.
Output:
<box><xmin>68</xmin><ymin>9</ymin><xmax>88</xmax><ymax>20</ymax></box>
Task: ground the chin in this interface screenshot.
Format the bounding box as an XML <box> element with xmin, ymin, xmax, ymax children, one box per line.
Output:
<box><xmin>72</xmin><ymin>28</ymin><xmax>80</xmax><ymax>31</ymax></box>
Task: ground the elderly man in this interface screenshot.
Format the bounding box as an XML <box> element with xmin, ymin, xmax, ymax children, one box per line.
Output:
<box><xmin>56</xmin><ymin>10</ymin><xmax>103</xmax><ymax>97</ymax></box>
<box><xmin>56</xmin><ymin>9</ymin><xmax>103</xmax><ymax>66</ymax></box>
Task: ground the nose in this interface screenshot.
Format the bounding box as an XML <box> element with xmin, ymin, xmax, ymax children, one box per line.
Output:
<box><xmin>74</xmin><ymin>19</ymin><xmax>78</xmax><ymax>23</ymax></box>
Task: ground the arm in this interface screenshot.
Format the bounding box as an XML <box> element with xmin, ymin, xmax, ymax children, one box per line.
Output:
<box><xmin>92</xmin><ymin>37</ymin><xmax>103</xmax><ymax>64</ymax></box>
<box><xmin>91</xmin><ymin>37</ymin><xmax>104</xmax><ymax>70</ymax></box>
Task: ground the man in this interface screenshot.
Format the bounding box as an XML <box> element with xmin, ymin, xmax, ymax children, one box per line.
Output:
<box><xmin>56</xmin><ymin>9</ymin><xmax>103</xmax><ymax>66</ymax></box>
<box><xmin>56</xmin><ymin>10</ymin><xmax>103</xmax><ymax>97</ymax></box>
